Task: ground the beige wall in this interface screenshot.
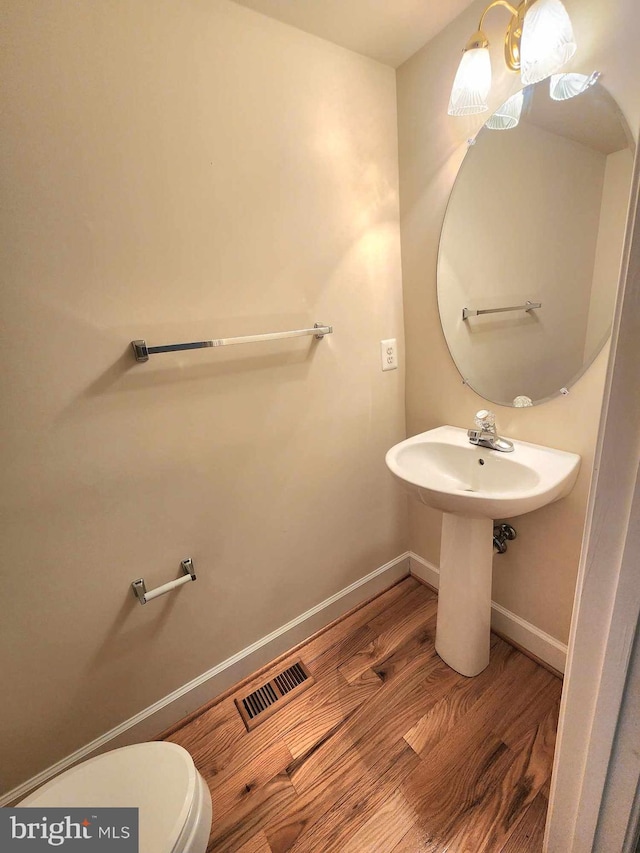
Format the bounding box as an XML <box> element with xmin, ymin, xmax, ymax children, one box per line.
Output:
<box><xmin>0</xmin><ymin>0</ymin><xmax>406</xmax><ymax>793</ymax></box>
<box><xmin>397</xmin><ymin>0</ymin><xmax>640</xmax><ymax>644</ymax></box>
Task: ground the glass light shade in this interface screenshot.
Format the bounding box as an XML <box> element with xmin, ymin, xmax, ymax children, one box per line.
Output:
<box><xmin>550</xmin><ymin>71</ymin><xmax>599</xmax><ymax>101</ymax></box>
<box><xmin>520</xmin><ymin>0</ymin><xmax>577</xmax><ymax>86</ymax></box>
<box><xmin>448</xmin><ymin>48</ymin><xmax>492</xmax><ymax>116</ymax></box>
<box><xmin>485</xmin><ymin>90</ymin><xmax>524</xmax><ymax>130</ymax></box>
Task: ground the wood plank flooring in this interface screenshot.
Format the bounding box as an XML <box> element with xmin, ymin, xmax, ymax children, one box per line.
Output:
<box><xmin>163</xmin><ymin>576</ymin><xmax>562</xmax><ymax>852</ymax></box>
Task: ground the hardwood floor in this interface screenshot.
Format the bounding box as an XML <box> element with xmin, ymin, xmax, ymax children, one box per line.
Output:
<box><xmin>163</xmin><ymin>576</ymin><xmax>562</xmax><ymax>852</ymax></box>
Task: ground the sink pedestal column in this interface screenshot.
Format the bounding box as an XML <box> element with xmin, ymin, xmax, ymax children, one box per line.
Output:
<box><xmin>435</xmin><ymin>513</ymin><xmax>493</xmax><ymax>677</ymax></box>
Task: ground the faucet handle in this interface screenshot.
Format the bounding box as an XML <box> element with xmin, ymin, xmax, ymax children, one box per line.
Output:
<box><xmin>474</xmin><ymin>409</ymin><xmax>496</xmax><ymax>431</ymax></box>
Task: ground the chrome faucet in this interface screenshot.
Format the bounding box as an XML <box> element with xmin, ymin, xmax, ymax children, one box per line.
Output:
<box><xmin>467</xmin><ymin>410</ymin><xmax>514</xmax><ymax>452</ymax></box>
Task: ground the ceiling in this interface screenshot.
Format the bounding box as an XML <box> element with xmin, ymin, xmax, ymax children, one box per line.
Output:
<box><xmin>229</xmin><ymin>0</ymin><xmax>478</xmax><ymax>68</ymax></box>
<box><xmin>526</xmin><ymin>81</ymin><xmax>631</xmax><ymax>156</ymax></box>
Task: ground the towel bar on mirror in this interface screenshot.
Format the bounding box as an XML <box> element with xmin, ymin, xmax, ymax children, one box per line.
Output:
<box><xmin>131</xmin><ymin>323</ymin><xmax>333</xmax><ymax>363</ymax></box>
<box><xmin>462</xmin><ymin>301</ymin><xmax>541</xmax><ymax>320</ymax></box>
<box><xmin>132</xmin><ymin>558</ymin><xmax>196</xmax><ymax>605</ymax></box>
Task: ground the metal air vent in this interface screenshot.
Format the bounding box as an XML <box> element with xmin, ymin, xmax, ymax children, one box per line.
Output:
<box><xmin>235</xmin><ymin>661</ymin><xmax>314</xmax><ymax>730</ymax></box>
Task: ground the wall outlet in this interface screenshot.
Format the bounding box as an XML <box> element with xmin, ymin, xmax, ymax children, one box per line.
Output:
<box><xmin>380</xmin><ymin>339</ymin><xmax>398</xmax><ymax>371</ymax></box>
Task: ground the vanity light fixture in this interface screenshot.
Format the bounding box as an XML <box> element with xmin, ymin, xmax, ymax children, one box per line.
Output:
<box><xmin>448</xmin><ymin>0</ymin><xmax>576</xmax><ymax>116</ymax></box>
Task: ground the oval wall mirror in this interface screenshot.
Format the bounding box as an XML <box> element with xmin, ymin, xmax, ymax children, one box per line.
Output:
<box><xmin>437</xmin><ymin>74</ymin><xmax>634</xmax><ymax>407</ymax></box>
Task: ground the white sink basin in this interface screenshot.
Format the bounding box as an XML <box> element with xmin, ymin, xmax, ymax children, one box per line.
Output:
<box><xmin>385</xmin><ymin>425</ymin><xmax>580</xmax><ymax>519</ymax></box>
<box><xmin>385</xmin><ymin>425</ymin><xmax>581</xmax><ymax>677</ymax></box>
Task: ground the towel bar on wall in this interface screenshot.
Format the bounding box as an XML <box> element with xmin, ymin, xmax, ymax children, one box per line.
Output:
<box><xmin>462</xmin><ymin>301</ymin><xmax>541</xmax><ymax>320</ymax></box>
<box><xmin>131</xmin><ymin>322</ymin><xmax>333</xmax><ymax>363</ymax></box>
<box><xmin>132</xmin><ymin>558</ymin><xmax>196</xmax><ymax>605</ymax></box>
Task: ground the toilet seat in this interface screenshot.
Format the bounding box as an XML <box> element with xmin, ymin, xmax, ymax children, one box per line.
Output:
<box><xmin>19</xmin><ymin>742</ymin><xmax>211</xmax><ymax>853</ymax></box>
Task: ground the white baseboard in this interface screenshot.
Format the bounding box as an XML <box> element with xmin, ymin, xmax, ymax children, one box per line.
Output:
<box><xmin>409</xmin><ymin>553</ymin><xmax>568</xmax><ymax>674</ymax></box>
<box><xmin>1</xmin><ymin>553</ymin><xmax>410</xmax><ymax>806</ymax></box>
<box><xmin>409</xmin><ymin>553</ymin><xmax>441</xmax><ymax>591</ymax></box>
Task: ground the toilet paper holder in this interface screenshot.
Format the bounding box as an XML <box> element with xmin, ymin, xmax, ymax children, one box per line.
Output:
<box><xmin>132</xmin><ymin>558</ymin><xmax>196</xmax><ymax>605</ymax></box>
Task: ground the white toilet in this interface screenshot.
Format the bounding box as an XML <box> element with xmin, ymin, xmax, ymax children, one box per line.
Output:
<box><xmin>18</xmin><ymin>742</ymin><xmax>212</xmax><ymax>853</ymax></box>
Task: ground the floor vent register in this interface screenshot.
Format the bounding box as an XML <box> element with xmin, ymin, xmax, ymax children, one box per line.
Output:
<box><xmin>235</xmin><ymin>661</ymin><xmax>314</xmax><ymax>730</ymax></box>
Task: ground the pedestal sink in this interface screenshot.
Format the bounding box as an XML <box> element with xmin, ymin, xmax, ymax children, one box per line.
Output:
<box><xmin>385</xmin><ymin>425</ymin><xmax>580</xmax><ymax>677</ymax></box>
